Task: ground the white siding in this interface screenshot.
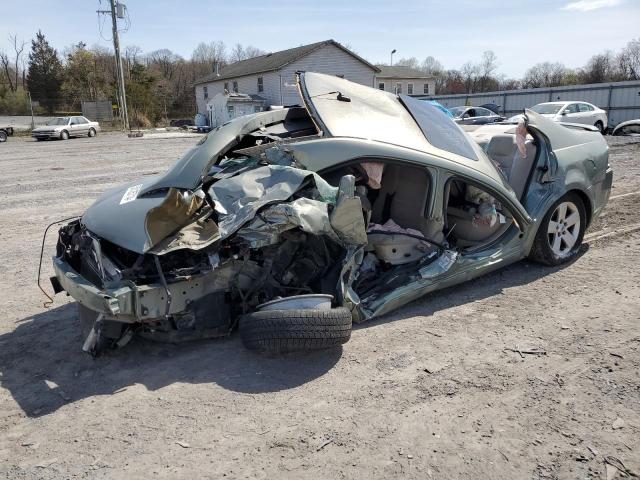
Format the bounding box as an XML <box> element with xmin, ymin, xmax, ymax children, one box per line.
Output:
<box><xmin>194</xmin><ymin>44</ymin><xmax>377</xmax><ymax>116</ymax></box>
<box><xmin>375</xmin><ymin>76</ymin><xmax>436</xmax><ymax>97</ymax></box>
<box><xmin>277</xmin><ymin>44</ymin><xmax>376</xmax><ymax>106</ymax></box>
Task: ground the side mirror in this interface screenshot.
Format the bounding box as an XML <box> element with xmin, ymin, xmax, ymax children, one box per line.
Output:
<box><xmin>561</xmin><ymin>110</ymin><xmax>568</xmax><ymax>116</ymax></box>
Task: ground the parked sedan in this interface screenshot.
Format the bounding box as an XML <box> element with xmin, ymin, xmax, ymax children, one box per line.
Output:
<box><xmin>449</xmin><ymin>106</ymin><xmax>504</xmax><ymax>125</ymax></box>
<box><xmin>525</xmin><ymin>102</ymin><xmax>608</xmax><ymax>133</ymax></box>
<box><xmin>32</xmin><ymin>116</ymin><xmax>101</xmax><ymax>141</ymax></box>
<box><xmin>47</xmin><ymin>72</ymin><xmax>612</xmax><ymax>356</ymax></box>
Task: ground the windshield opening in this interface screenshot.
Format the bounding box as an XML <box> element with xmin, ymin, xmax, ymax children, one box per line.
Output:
<box><xmin>399</xmin><ymin>95</ymin><xmax>482</xmax><ymax>161</ymax></box>
<box><xmin>531</xmin><ymin>104</ymin><xmax>563</xmax><ymax>115</ymax></box>
<box><xmin>47</xmin><ymin>117</ymin><xmax>70</xmax><ymax>126</ymax></box>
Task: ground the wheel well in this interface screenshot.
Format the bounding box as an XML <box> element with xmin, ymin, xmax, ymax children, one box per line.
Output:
<box><xmin>569</xmin><ymin>189</ymin><xmax>593</xmax><ymax>227</ymax></box>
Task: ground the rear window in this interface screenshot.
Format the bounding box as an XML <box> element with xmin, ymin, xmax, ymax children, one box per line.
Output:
<box><xmin>399</xmin><ymin>95</ymin><xmax>481</xmax><ymax>160</ymax></box>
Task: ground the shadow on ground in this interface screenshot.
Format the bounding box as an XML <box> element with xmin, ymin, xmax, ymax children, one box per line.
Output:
<box><xmin>0</xmin><ymin>248</ymin><xmax>587</xmax><ymax>418</ymax></box>
<box><xmin>0</xmin><ymin>302</ymin><xmax>343</xmax><ymax>417</ymax></box>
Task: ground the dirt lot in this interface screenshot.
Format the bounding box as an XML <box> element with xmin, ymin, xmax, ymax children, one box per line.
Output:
<box><xmin>0</xmin><ymin>133</ymin><xmax>639</xmax><ymax>479</ymax></box>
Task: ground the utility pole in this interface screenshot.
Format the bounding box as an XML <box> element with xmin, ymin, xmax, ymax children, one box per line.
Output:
<box><xmin>27</xmin><ymin>91</ymin><xmax>35</xmax><ymax>129</ymax></box>
<box><xmin>99</xmin><ymin>1</ymin><xmax>129</xmax><ymax>131</ymax></box>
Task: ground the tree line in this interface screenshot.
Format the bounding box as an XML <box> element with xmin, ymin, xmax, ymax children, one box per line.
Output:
<box><xmin>1</xmin><ymin>31</ymin><xmax>639</xmax><ymax>126</ymax></box>
<box><xmin>393</xmin><ymin>38</ymin><xmax>640</xmax><ymax>94</ymax></box>
<box><xmin>0</xmin><ymin>31</ymin><xmax>264</xmax><ymax>126</ymax></box>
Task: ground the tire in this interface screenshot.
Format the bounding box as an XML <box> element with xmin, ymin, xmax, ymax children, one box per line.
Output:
<box><xmin>60</xmin><ymin>130</ymin><xmax>69</xmax><ymax>140</ymax></box>
<box><xmin>88</xmin><ymin>128</ymin><xmax>96</xmax><ymax>137</ymax></box>
<box><xmin>240</xmin><ymin>307</ymin><xmax>353</xmax><ymax>354</ymax></box>
<box><xmin>594</xmin><ymin>121</ymin><xmax>604</xmax><ymax>134</ymax></box>
<box><xmin>0</xmin><ymin>131</ymin><xmax>6</xmax><ymax>143</ymax></box>
<box><xmin>529</xmin><ymin>192</ymin><xmax>586</xmax><ymax>266</ymax></box>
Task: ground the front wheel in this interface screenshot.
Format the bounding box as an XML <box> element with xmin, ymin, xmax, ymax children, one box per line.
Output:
<box><xmin>88</xmin><ymin>128</ymin><xmax>96</xmax><ymax>137</ymax></box>
<box><xmin>240</xmin><ymin>307</ymin><xmax>353</xmax><ymax>354</ymax></box>
<box><xmin>0</xmin><ymin>131</ymin><xmax>7</xmax><ymax>143</ymax></box>
<box><xmin>60</xmin><ymin>130</ymin><xmax>69</xmax><ymax>140</ymax></box>
<box><xmin>529</xmin><ymin>193</ymin><xmax>586</xmax><ymax>266</ymax></box>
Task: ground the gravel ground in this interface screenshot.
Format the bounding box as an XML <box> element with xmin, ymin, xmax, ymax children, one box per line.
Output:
<box><xmin>0</xmin><ymin>133</ymin><xmax>639</xmax><ymax>479</ymax></box>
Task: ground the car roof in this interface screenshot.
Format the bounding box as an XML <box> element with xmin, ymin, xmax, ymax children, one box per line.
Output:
<box><xmin>297</xmin><ymin>72</ymin><xmax>505</xmax><ymax>186</ymax></box>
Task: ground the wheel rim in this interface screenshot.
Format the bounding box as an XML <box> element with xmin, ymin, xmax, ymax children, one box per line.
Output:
<box><xmin>547</xmin><ymin>201</ymin><xmax>581</xmax><ymax>257</ymax></box>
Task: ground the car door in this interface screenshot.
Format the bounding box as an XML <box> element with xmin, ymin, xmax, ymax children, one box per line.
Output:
<box><xmin>472</xmin><ymin>107</ymin><xmax>496</xmax><ymax>125</ymax></box>
<box><xmin>577</xmin><ymin>103</ymin><xmax>596</xmax><ymax>125</ymax></box>
<box><xmin>68</xmin><ymin>117</ymin><xmax>81</xmax><ymax>137</ymax></box>
<box><xmin>560</xmin><ymin>103</ymin><xmax>580</xmax><ymax>124</ymax></box>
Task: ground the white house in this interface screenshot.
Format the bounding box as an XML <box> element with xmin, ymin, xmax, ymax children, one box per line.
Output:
<box><xmin>375</xmin><ymin>66</ymin><xmax>436</xmax><ymax>97</ymax></box>
<box><xmin>207</xmin><ymin>92</ymin><xmax>266</xmax><ymax>127</ymax></box>
<box><xmin>194</xmin><ymin>39</ymin><xmax>379</xmax><ymax>121</ymax></box>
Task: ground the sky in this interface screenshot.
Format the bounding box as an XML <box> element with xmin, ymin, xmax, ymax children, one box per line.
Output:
<box><xmin>1</xmin><ymin>0</ymin><xmax>639</xmax><ymax>78</ymax></box>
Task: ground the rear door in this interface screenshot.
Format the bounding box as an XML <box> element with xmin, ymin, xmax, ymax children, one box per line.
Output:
<box><xmin>560</xmin><ymin>103</ymin><xmax>580</xmax><ymax>124</ymax></box>
<box><xmin>577</xmin><ymin>103</ymin><xmax>596</xmax><ymax>125</ymax></box>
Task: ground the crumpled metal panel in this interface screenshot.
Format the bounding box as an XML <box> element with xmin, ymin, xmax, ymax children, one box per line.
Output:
<box><xmin>237</xmin><ymin>197</ymin><xmax>340</xmax><ymax>248</ymax></box>
<box><xmin>209</xmin><ymin>165</ymin><xmax>338</xmax><ymax>239</ymax></box>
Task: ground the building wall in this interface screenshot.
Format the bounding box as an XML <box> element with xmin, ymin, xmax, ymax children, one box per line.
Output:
<box><xmin>195</xmin><ymin>44</ymin><xmax>377</xmax><ymax>116</ymax></box>
<box><xmin>375</xmin><ymin>76</ymin><xmax>436</xmax><ymax>96</ymax></box>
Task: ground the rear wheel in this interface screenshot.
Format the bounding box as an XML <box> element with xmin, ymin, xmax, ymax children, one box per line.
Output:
<box><xmin>88</xmin><ymin>128</ymin><xmax>96</xmax><ymax>137</ymax></box>
<box><xmin>594</xmin><ymin>121</ymin><xmax>604</xmax><ymax>134</ymax></box>
<box><xmin>529</xmin><ymin>193</ymin><xmax>586</xmax><ymax>266</ymax></box>
<box><xmin>0</xmin><ymin>131</ymin><xmax>7</xmax><ymax>143</ymax></box>
<box><xmin>60</xmin><ymin>130</ymin><xmax>69</xmax><ymax>140</ymax></box>
<box><xmin>240</xmin><ymin>307</ymin><xmax>352</xmax><ymax>354</ymax></box>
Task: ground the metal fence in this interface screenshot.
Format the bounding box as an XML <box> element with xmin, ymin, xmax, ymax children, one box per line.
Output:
<box><xmin>426</xmin><ymin>80</ymin><xmax>640</xmax><ymax>127</ymax></box>
<box><xmin>81</xmin><ymin>100</ymin><xmax>114</xmax><ymax>123</ymax></box>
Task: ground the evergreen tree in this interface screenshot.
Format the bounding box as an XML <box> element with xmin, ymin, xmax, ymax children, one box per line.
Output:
<box><xmin>26</xmin><ymin>31</ymin><xmax>63</xmax><ymax>113</ymax></box>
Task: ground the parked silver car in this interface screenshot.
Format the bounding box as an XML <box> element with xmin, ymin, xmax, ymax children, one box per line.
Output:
<box><xmin>449</xmin><ymin>105</ymin><xmax>504</xmax><ymax>125</ymax></box>
<box><xmin>508</xmin><ymin>101</ymin><xmax>608</xmax><ymax>133</ymax></box>
<box><xmin>47</xmin><ymin>72</ymin><xmax>612</xmax><ymax>356</ymax></box>
<box><xmin>32</xmin><ymin>116</ymin><xmax>101</xmax><ymax>141</ymax></box>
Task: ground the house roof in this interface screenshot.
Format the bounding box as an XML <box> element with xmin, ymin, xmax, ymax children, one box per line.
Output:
<box><xmin>376</xmin><ymin>65</ymin><xmax>433</xmax><ymax>79</ymax></box>
<box><xmin>194</xmin><ymin>40</ymin><xmax>379</xmax><ymax>85</ymax></box>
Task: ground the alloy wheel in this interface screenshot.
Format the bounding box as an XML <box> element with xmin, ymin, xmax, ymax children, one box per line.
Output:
<box><xmin>547</xmin><ymin>201</ymin><xmax>581</xmax><ymax>257</ymax></box>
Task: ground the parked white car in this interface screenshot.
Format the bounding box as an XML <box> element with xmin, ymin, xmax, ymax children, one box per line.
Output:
<box><xmin>32</xmin><ymin>116</ymin><xmax>101</xmax><ymax>141</ymax></box>
<box><xmin>508</xmin><ymin>102</ymin><xmax>607</xmax><ymax>133</ymax></box>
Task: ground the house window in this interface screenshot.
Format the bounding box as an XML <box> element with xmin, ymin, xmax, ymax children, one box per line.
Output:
<box><xmin>423</xmin><ymin>83</ymin><xmax>429</xmax><ymax>94</ymax></box>
<box><xmin>203</xmin><ymin>86</ymin><xmax>208</xmax><ymax>99</ymax></box>
<box><xmin>395</xmin><ymin>83</ymin><xmax>402</xmax><ymax>94</ymax></box>
<box><xmin>254</xmin><ymin>105</ymin><xmax>261</xmax><ymax>113</ymax></box>
<box><xmin>407</xmin><ymin>83</ymin><xmax>414</xmax><ymax>95</ymax></box>
<box><xmin>224</xmin><ymin>82</ymin><xmax>229</xmax><ymax>92</ymax></box>
<box><xmin>227</xmin><ymin>105</ymin><xmax>235</xmax><ymax>117</ymax></box>
<box><xmin>257</xmin><ymin>76</ymin><xmax>263</xmax><ymax>93</ymax></box>
<box><xmin>233</xmin><ymin>81</ymin><xmax>238</xmax><ymax>93</ymax></box>
<box><xmin>378</xmin><ymin>82</ymin><xmax>385</xmax><ymax>90</ymax></box>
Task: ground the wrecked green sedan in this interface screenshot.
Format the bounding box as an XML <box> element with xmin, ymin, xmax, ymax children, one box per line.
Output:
<box><xmin>49</xmin><ymin>72</ymin><xmax>613</xmax><ymax>355</ymax></box>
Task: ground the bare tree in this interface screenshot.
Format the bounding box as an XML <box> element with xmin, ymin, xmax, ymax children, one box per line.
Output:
<box><xmin>522</xmin><ymin>62</ymin><xmax>568</xmax><ymax>88</ymax></box>
<box><xmin>0</xmin><ymin>34</ymin><xmax>27</xmax><ymax>92</ymax></box>
<box><xmin>478</xmin><ymin>50</ymin><xmax>498</xmax><ymax>91</ymax></box>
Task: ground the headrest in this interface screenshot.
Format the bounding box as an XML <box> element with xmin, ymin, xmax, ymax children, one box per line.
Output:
<box><xmin>487</xmin><ymin>135</ymin><xmax>516</xmax><ymax>156</ymax></box>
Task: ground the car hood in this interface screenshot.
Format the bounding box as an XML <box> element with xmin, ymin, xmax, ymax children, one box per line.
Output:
<box><xmin>81</xmin><ymin>177</ymin><xmax>205</xmax><ymax>254</ymax></box>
